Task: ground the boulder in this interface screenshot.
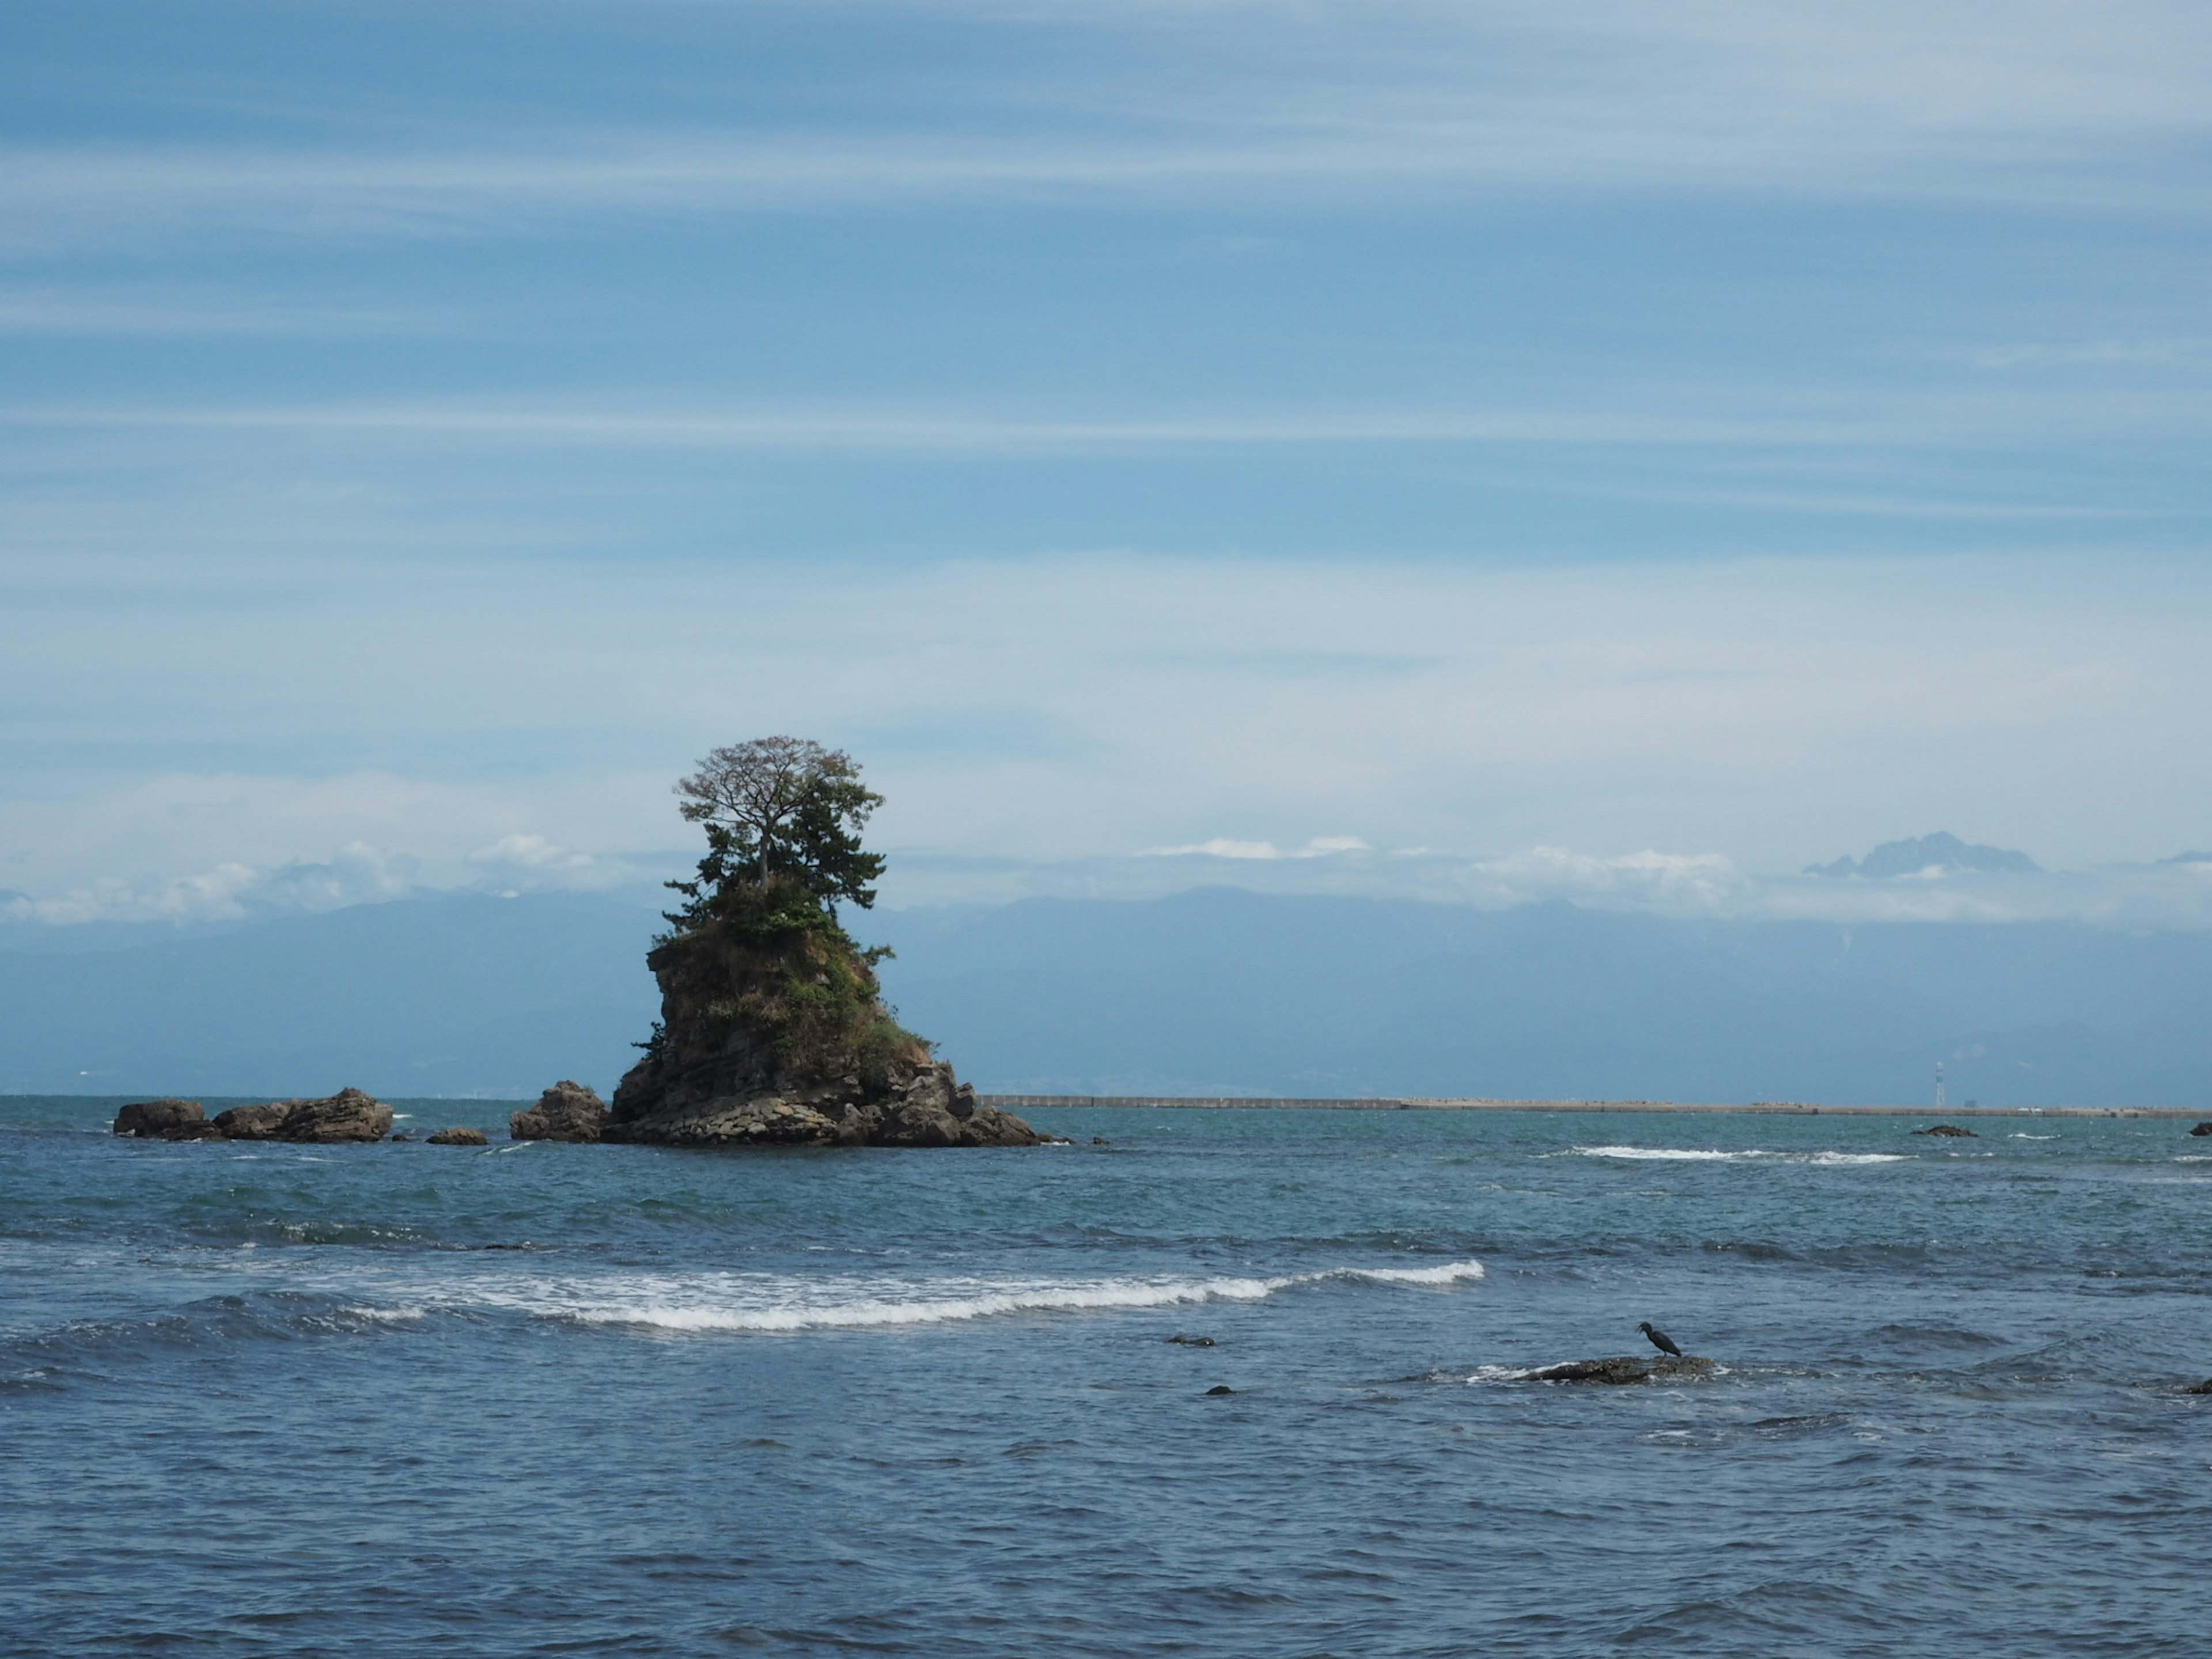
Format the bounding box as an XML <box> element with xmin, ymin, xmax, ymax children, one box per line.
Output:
<box><xmin>2190</xmin><ymin>1122</ymin><xmax>2212</xmax><ymax>1138</ymax></box>
<box><xmin>1525</xmin><ymin>1355</ymin><xmax>1715</xmax><ymax>1385</ymax></box>
<box><xmin>212</xmin><ymin>1101</ymin><xmax>297</xmax><ymax>1139</ymax></box>
<box><xmin>112</xmin><ymin>1099</ymin><xmax>218</xmax><ymax>1140</ymax></box>
<box><xmin>213</xmin><ymin>1088</ymin><xmax>393</xmax><ymax>1143</ymax></box>
<box><xmin>1914</xmin><ymin>1124</ymin><xmax>1977</xmax><ymax>1138</ymax></box>
<box><xmin>2187</xmin><ymin>1377</ymin><xmax>2212</xmax><ymax>1395</ymax></box>
<box><xmin>283</xmin><ymin>1088</ymin><xmax>393</xmax><ymax>1142</ymax></box>
<box><xmin>509</xmin><ymin>1080</ymin><xmax>610</xmax><ymax>1143</ymax></box>
<box><xmin>426</xmin><ymin>1127</ymin><xmax>488</xmax><ymax>1146</ymax></box>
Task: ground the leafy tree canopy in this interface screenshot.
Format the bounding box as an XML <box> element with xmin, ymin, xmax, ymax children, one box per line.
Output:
<box><xmin>664</xmin><ymin>736</ymin><xmax>888</xmax><ymax>931</ymax></box>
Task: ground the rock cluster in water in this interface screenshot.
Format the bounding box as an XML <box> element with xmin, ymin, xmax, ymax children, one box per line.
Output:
<box><xmin>2190</xmin><ymin>1122</ymin><xmax>2212</xmax><ymax>1137</ymax></box>
<box><xmin>113</xmin><ymin>1088</ymin><xmax>393</xmax><ymax>1143</ymax></box>
<box><xmin>1914</xmin><ymin>1123</ymin><xmax>1977</xmax><ymax>1138</ymax></box>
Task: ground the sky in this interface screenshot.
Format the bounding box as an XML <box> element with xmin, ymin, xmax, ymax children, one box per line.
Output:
<box><xmin>4</xmin><ymin>0</ymin><xmax>2211</xmax><ymax>925</ymax></box>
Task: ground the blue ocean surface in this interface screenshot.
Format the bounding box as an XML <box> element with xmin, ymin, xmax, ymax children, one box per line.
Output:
<box><xmin>3</xmin><ymin>1098</ymin><xmax>2209</xmax><ymax>1657</ymax></box>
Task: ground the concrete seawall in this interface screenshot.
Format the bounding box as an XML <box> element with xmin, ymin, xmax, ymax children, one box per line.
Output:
<box><xmin>980</xmin><ymin>1095</ymin><xmax>2205</xmax><ymax>1120</ymax></box>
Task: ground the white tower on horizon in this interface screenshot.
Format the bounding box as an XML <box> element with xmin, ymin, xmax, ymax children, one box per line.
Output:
<box><xmin>1935</xmin><ymin>1060</ymin><xmax>1946</xmax><ymax>1111</ymax></box>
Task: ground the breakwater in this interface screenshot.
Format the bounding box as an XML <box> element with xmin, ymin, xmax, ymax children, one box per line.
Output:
<box><xmin>981</xmin><ymin>1094</ymin><xmax>2202</xmax><ymax>1118</ymax></box>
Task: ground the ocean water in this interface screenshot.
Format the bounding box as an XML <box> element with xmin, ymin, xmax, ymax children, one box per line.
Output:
<box><xmin>3</xmin><ymin>1099</ymin><xmax>2209</xmax><ymax>1658</ymax></box>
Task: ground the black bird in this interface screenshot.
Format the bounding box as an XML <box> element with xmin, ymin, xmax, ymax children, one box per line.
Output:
<box><xmin>1638</xmin><ymin>1321</ymin><xmax>1684</xmax><ymax>1358</ymax></box>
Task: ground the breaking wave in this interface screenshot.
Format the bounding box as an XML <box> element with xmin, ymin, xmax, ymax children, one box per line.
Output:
<box><xmin>1571</xmin><ymin>1146</ymin><xmax>1908</xmax><ymax>1165</ymax></box>
<box><xmin>436</xmin><ymin>1259</ymin><xmax>1487</xmax><ymax>1334</ymax></box>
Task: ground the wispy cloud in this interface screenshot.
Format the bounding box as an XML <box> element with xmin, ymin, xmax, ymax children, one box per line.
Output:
<box><xmin>1</xmin><ymin>841</ymin><xmax>418</xmax><ymax>926</ymax></box>
<box><xmin>1140</xmin><ymin>835</ymin><xmax>1370</xmax><ymax>859</ymax></box>
<box><xmin>0</xmin><ymin>290</ymin><xmax>433</xmax><ymax>337</ymax></box>
<box><xmin>3</xmin><ymin>3</ymin><xmax>2209</xmax><ymax>253</ymax></box>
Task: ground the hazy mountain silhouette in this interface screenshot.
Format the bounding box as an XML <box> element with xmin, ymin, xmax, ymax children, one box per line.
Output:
<box><xmin>2</xmin><ymin>885</ymin><xmax>2206</xmax><ymax>1107</ymax></box>
<box><xmin>1806</xmin><ymin>831</ymin><xmax>2041</xmax><ymax>879</ymax></box>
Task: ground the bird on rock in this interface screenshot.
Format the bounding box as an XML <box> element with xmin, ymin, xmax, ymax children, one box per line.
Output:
<box><xmin>1637</xmin><ymin>1321</ymin><xmax>1684</xmax><ymax>1358</ymax></box>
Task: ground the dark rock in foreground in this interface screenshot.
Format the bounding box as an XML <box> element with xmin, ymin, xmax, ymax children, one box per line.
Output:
<box><xmin>115</xmin><ymin>1088</ymin><xmax>392</xmax><ymax>1143</ymax></box>
<box><xmin>1914</xmin><ymin>1124</ymin><xmax>1977</xmax><ymax>1138</ymax></box>
<box><xmin>509</xmin><ymin>1080</ymin><xmax>611</xmax><ymax>1143</ymax></box>
<box><xmin>2186</xmin><ymin>1377</ymin><xmax>2212</xmax><ymax>1395</ymax></box>
<box><xmin>2191</xmin><ymin>1122</ymin><xmax>2212</xmax><ymax>1137</ymax></box>
<box><xmin>1525</xmin><ymin>1355</ymin><xmax>1717</xmax><ymax>1385</ymax></box>
<box><xmin>113</xmin><ymin>1099</ymin><xmax>222</xmax><ymax>1140</ymax></box>
<box><xmin>427</xmin><ymin>1127</ymin><xmax>489</xmax><ymax>1146</ymax></box>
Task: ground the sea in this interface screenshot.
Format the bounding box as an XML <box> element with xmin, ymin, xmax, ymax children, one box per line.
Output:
<box><xmin>3</xmin><ymin>1096</ymin><xmax>2208</xmax><ymax>1658</ymax></box>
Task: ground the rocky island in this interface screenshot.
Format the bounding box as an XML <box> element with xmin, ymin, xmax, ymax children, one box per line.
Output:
<box><xmin>530</xmin><ymin>737</ymin><xmax>1046</xmax><ymax>1150</ymax></box>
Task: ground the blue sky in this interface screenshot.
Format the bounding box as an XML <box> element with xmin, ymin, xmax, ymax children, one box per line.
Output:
<box><xmin>4</xmin><ymin>1</ymin><xmax>2211</xmax><ymax>922</ymax></box>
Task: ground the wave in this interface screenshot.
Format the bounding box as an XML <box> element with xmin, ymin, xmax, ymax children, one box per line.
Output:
<box><xmin>435</xmin><ymin>1258</ymin><xmax>1487</xmax><ymax>1334</ymax></box>
<box><xmin>1571</xmin><ymin>1146</ymin><xmax>1908</xmax><ymax>1166</ymax></box>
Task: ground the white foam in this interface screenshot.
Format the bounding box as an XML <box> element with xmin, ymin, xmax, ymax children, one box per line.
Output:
<box><xmin>368</xmin><ymin>1257</ymin><xmax>1487</xmax><ymax>1335</ymax></box>
<box><xmin>1572</xmin><ymin>1145</ymin><xmax>1907</xmax><ymax>1165</ymax></box>
<box><xmin>1344</xmin><ymin>1260</ymin><xmax>1488</xmax><ymax>1286</ymax></box>
<box><xmin>2011</xmin><ymin>1133</ymin><xmax>2059</xmax><ymax>1140</ymax></box>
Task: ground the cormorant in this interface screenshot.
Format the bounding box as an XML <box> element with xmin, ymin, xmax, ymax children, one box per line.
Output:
<box><xmin>1638</xmin><ymin>1321</ymin><xmax>1683</xmax><ymax>1358</ymax></box>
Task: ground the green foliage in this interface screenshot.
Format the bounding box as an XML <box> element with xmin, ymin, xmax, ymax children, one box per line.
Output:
<box><xmin>669</xmin><ymin>736</ymin><xmax>886</xmax><ymax>916</ymax></box>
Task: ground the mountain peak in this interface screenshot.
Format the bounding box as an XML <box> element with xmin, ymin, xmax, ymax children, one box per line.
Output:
<box><xmin>1806</xmin><ymin>831</ymin><xmax>2040</xmax><ymax>880</ymax></box>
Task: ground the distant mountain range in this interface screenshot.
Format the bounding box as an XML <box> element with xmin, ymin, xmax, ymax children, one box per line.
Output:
<box><xmin>3</xmin><ymin>882</ymin><xmax>2206</xmax><ymax>1107</ymax></box>
<box><xmin>1805</xmin><ymin>831</ymin><xmax>2041</xmax><ymax>880</ymax></box>
<box><xmin>0</xmin><ymin>892</ymin><xmax>664</xmax><ymax>1099</ymax></box>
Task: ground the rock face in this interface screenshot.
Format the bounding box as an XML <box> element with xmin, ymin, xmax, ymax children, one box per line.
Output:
<box><xmin>426</xmin><ymin>1127</ymin><xmax>489</xmax><ymax>1146</ymax></box>
<box><xmin>115</xmin><ymin>1088</ymin><xmax>392</xmax><ymax>1143</ymax></box>
<box><xmin>509</xmin><ymin>1081</ymin><xmax>611</xmax><ymax>1143</ymax></box>
<box><xmin>113</xmin><ymin>1099</ymin><xmax>221</xmax><ymax>1140</ymax></box>
<box><xmin>215</xmin><ymin>1088</ymin><xmax>394</xmax><ymax>1143</ymax></box>
<box><xmin>1525</xmin><ymin>1355</ymin><xmax>1717</xmax><ymax>1385</ymax></box>
<box><xmin>1914</xmin><ymin>1123</ymin><xmax>1978</xmax><ymax>1137</ymax></box>
<box><xmin>607</xmin><ymin>903</ymin><xmax>1046</xmax><ymax>1150</ymax></box>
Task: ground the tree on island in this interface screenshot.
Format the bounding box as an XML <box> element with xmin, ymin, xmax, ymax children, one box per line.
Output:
<box><xmin>667</xmin><ymin>736</ymin><xmax>886</xmax><ymax>921</ymax></box>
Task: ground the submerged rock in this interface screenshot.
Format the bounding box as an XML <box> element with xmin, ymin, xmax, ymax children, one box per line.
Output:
<box><xmin>2187</xmin><ymin>1377</ymin><xmax>2212</xmax><ymax>1395</ymax></box>
<box><xmin>1525</xmin><ymin>1355</ymin><xmax>1716</xmax><ymax>1385</ymax></box>
<box><xmin>1169</xmin><ymin>1335</ymin><xmax>1216</xmax><ymax>1347</ymax></box>
<box><xmin>509</xmin><ymin>1080</ymin><xmax>611</xmax><ymax>1143</ymax></box>
<box><xmin>1914</xmin><ymin>1124</ymin><xmax>1978</xmax><ymax>1138</ymax></box>
<box><xmin>426</xmin><ymin>1127</ymin><xmax>488</xmax><ymax>1146</ymax></box>
<box><xmin>112</xmin><ymin>1099</ymin><xmax>219</xmax><ymax>1140</ymax></box>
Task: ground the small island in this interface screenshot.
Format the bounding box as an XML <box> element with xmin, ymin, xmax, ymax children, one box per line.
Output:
<box><xmin>519</xmin><ymin>737</ymin><xmax>1047</xmax><ymax>1150</ymax></box>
